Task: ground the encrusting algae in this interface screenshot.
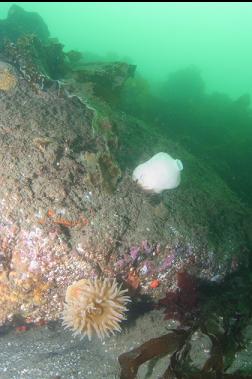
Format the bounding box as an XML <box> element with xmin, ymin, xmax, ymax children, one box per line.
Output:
<box><xmin>62</xmin><ymin>278</ymin><xmax>131</xmax><ymax>340</ymax></box>
<box><xmin>0</xmin><ymin>63</ymin><xmax>17</xmax><ymax>91</ymax></box>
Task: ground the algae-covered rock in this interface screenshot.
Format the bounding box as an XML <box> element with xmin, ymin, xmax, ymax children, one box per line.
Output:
<box><xmin>0</xmin><ymin>52</ymin><xmax>250</xmax><ymax>326</ymax></box>
<box><xmin>71</xmin><ymin>61</ymin><xmax>136</xmax><ymax>101</ymax></box>
<box><xmin>0</xmin><ymin>4</ymin><xmax>49</xmax><ymax>47</ymax></box>
<box><xmin>82</xmin><ymin>151</ymin><xmax>121</xmax><ymax>192</ymax></box>
<box><xmin>0</xmin><ymin>61</ymin><xmax>17</xmax><ymax>91</ymax></box>
<box><xmin>1</xmin><ymin>34</ymin><xmax>68</xmax><ymax>83</ymax></box>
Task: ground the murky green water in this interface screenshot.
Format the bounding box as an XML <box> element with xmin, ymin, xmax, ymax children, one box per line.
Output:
<box><xmin>1</xmin><ymin>2</ymin><xmax>252</xmax><ymax>98</ymax></box>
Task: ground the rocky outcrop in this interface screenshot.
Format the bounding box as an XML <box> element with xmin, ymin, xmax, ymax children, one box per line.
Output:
<box><xmin>0</xmin><ymin>4</ymin><xmax>49</xmax><ymax>46</ymax></box>
<box><xmin>71</xmin><ymin>61</ymin><xmax>136</xmax><ymax>100</ymax></box>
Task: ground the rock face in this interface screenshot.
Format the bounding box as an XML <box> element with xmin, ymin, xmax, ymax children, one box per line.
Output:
<box><xmin>0</xmin><ymin>4</ymin><xmax>49</xmax><ymax>46</ymax></box>
<box><xmin>0</xmin><ymin>6</ymin><xmax>250</xmax><ymax>327</ymax></box>
<box><xmin>71</xmin><ymin>61</ymin><xmax>136</xmax><ymax>101</ymax></box>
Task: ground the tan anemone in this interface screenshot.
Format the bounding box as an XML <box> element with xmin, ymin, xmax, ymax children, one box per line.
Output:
<box><xmin>62</xmin><ymin>278</ymin><xmax>130</xmax><ymax>340</ymax></box>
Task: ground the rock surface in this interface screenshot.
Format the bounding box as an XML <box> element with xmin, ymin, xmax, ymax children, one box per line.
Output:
<box><xmin>0</xmin><ymin>4</ymin><xmax>49</xmax><ymax>46</ymax></box>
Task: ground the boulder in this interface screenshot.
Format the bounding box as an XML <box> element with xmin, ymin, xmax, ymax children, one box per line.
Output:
<box><xmin>0</xmin><ymin>4</ymin><xmax>49</xmax><ymax>46</ymax></box>
<box><xmin>0</xmin><ymin>7</ymin><xmax>250</xmax><ymax>327</ymax></box>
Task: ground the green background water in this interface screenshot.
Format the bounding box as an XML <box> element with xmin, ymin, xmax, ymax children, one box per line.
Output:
<box><xmin>0</xmin><ymin>2</ymin><xmax>252</xmax><ymax>206</ymax></box>
<box><xmin>1</xmin><ymin>2</ymin><xmax>252</xmax><ymax>99</ymax></box>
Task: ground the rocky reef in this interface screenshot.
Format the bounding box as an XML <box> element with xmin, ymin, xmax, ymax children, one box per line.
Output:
<box><xmin>0</xmin><ymin>5</ymin><xmax>251</xmax><ymax>331</ymax></box>
<box><xmin>0</xmin><ymin>4</ymin><xmax>49</xmax><ymax>46</ymax></box>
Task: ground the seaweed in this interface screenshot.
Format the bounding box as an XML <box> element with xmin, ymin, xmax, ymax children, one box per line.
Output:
<box><xmin>118</xmin><ymin>329</ymin><xmax>190</xmax><ymax>379</ymax></box>
<box><xmin>158</xmin><ymin>271</ymin><xmax>198</xmax><ymax>323</ymax></box>
<box><xmin>118</xmin><ymin>319</ymin><xmax>252</xmax><ymax>379</ymax></box>
<box><xmin>118</xmin><ymin>267</ymin><xmax>252</xmax><ymax>378</ymax></box>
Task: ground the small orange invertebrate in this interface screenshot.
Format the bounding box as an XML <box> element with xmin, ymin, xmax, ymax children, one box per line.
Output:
<box><xmin>35</xmin><ymin>319</ymin><xmax>47</xmax><ymax>327</ymax></box>
<box><xmin>127</xmin><ymin>269</ymin><xmax>140</xmax><ymax>289</ymax></box>
<box><xmin>47</xmin><ymin>209</ymin><xmax>56</xmax><ymax>218</ymax></box>
<box><xmin>79</xmin><ymin>216</ymin><xmax>89</xmax><ymax>226</ymax></box>
<box><xmin>150</xmin><ymin>279</ymin><xmax>160</xmax><ymax>289</ymax></box>
<box><xmin>37</xmin><ymin>210</ymin><xmax>89</xmax><ymax>228</ymax></box>
<box><xmin>54</xmin><ymin>218</ymin><xmax>79</xmax><ymax>227</ymax></box>
<box><xmin>15</xmin><ymin>325</ymin><xmax>29</xmax><ymax>332</ymax></box>
<box><xmin>37</xmin><ymin>217</ymin><xmax>46</xmax><ymax>225</ymax></box>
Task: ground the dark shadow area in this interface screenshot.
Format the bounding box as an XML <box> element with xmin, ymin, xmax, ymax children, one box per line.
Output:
<box><xmin>119</xmin><ymin>258</ymin><xmax>252</xmax><ymax>378</ymax></box>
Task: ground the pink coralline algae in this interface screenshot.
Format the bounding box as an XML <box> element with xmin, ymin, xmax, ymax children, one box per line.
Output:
<box><xmin>130</xmin><ymin>240</ymin><xmax>158</xmax><ymax>262</ymax></box>
<box><xmin>160</xmin><ymin>254</ymin><xmax>175</xmax><ymax>270</ymax></box>
<box><xmin>129</xmin><ymin>246</ymin><xmax>140</xmax><ymax>261</ymax></box>
<box><xmin>115</xmin><ymin>241</ymin><xmax>157</xmax><ymax>270</ymax></box>
<box><xmin>115</xmin><ymin>254</ymin><xmax>132</xmax><ymax>269</ymax></box>
<box><xmin>0</xmin><ymin>216</ymin><xmax>94</xmax><ymax>326</ymax></box>
<box><xmin>141</xmin><ymin>240</ymin><xmax>154</xmax><ymax>254</ymax></box>
<box><xmin>115</xmin><ymin>241</ymin><xmax>169</xmax><ymax>277</ymax></box>
<box><xmin>114</xmin><ymin>241</ymin><xmax>177</xmax><ymax>290</ymax></box>
<box><xmin>139</xmin><ymin>260</ymin><xmax>156</xmax><ymax>275</ymax></box>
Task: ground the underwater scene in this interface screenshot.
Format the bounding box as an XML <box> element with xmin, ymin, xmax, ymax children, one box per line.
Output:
<box><xmin>0</xmin><ymin>2</ymin><xmax>252</xmax><ymax>378</ymax></box>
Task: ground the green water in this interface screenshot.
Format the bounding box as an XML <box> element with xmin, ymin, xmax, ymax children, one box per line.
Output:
<box><xmin>1</xmin><ymin>2</ymin><xmax>251</xmax><ymax>203</ymax></box>
<box><xmin>1</xmin><ymin>2</ymin><xmax>252</xmax><ymax>99</ymax></box>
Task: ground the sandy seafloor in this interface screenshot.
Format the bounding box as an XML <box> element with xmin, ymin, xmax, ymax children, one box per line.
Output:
<box><xmin>1</xmin><ymin>308</ymin><xmax>251</xmax><ymax>379</ymax></box>
<box><xmin>0</xmin><ymin>310</ymin><xmax>174</xmax><ymax>379</ymax></box>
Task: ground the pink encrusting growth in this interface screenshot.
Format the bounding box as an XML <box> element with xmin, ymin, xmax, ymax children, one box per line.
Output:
<box><xmin>0</xmin><ymin>204</ymin><xmax>96</xmax><ymax>326</ymax></box>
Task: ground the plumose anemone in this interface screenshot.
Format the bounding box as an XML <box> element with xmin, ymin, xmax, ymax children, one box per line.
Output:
<box><xmin>62</xmin><ymin>278</ymin><xmax>130</xmax><ymax>340</ymax></box>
